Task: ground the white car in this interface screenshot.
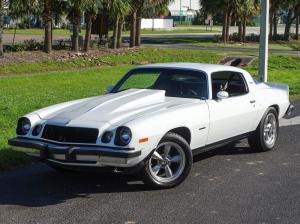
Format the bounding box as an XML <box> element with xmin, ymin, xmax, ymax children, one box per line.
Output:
<box><xmin>9</xmin><ymin>63</ymin><xmax>294</xmax><ymax>188</ymax></box>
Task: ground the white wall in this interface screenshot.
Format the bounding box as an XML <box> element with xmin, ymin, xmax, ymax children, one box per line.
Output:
<box><xmin>141</xmin><ymin>19</ymin><xmax>174</xmax><ymax>29</ymax></box>
<box><xmin>168</xmin><ymin>0</ymin><xmax>201</xmax><ymax>16</ymax></box>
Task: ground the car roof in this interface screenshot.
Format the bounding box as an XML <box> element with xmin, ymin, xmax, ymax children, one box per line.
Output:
<box><xmin>135</xmin><ymin>63</ymin><xmax>247</xmax><ymax>75</ymax></box>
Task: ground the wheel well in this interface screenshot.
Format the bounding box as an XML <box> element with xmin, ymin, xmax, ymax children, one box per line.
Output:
<box><xmin>270</xmin><ymin>104</ymin><xmax>279</xmax><ymax>115</ymax></box>
<box><xmin>168</xmin><ymin>127</ymin><xmax>191</xmax><ymax>145</ymax></box>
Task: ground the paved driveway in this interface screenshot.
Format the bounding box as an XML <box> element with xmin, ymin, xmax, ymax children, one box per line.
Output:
<box><xmin>0</xmin><ymin>105</ymin><xmax>299</xmax><ymax>224</ymax></box>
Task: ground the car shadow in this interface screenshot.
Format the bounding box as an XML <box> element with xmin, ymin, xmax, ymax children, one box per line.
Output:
<box><xmin>0</xmin><ymin>141</ymin><xmax>257</xmax><ymax>207</ymax></box>
<box><xmin>193</xmin><ymin>140</ymin><xmax>258</xmax><ymax>163</ymax></box>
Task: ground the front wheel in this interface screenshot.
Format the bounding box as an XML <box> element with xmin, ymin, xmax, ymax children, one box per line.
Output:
<box><xmin>248</xmin><ymin>107</ymin><xmax>279</xmax><ymax>152</ymax></box>
<box><xmin>142</xmin><ymin>132</ymin><xmax>193</xmax><ymax>189</ymax></box>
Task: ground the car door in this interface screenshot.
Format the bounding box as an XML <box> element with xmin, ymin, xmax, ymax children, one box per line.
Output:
<box><xmin>206</xmin><ymin>71</ymin><xmax>257</xmax><ymax>145</ymax></box>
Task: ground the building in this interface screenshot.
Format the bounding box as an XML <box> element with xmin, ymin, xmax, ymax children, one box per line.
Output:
<box><xmin>168</xmin><ymin>0</ymin><xmax>201</xmax><ymax>21</ymax></box>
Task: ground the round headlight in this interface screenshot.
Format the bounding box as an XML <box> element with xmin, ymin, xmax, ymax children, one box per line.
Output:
<box><xmin>17</xmin><ymin>117</ymin><xmax>31</xmax><ymax>135</ymax></box>
<box><xmin>101</xmin><ymin>131</ymin><xmax>113</xmax><ymax>143</ymax></box>
<box><xmin>115</xmin><ymin>126</ymin><xmax>132</xmax><ymax>146</ymax></box>
<box><xmin>32</xmin><ymin>124</ymin><xmax>43</xmax><ymax>136</ymax></box>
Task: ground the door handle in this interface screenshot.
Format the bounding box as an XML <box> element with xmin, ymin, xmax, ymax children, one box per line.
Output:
<box><xmin>250</xmin><ymin>100</ymin><xmax>256</xmax><ymax>104</ymax></box>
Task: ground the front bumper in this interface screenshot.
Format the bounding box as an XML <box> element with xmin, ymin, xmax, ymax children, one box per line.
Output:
<box><xmin>8</xmin><ymin>137</ymin><xmax>141</xmax><ymax>168</ymax></box>
<box><xmin>285</xmin><ymin>104</ymin><xmax>295</xmax><ymax>116</ymax></box>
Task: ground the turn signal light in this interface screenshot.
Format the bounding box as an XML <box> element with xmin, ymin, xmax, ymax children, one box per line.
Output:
<box><xmin>139</xmin><ymin>138</ymin><xmax>149</xmax><ymax>143</ymax></box>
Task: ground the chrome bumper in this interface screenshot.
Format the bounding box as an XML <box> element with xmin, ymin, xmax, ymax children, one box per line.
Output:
<box><xmin>8</xmin><ymin>137</ymin><xmax>141</xmax><ymax>167</ymax></box>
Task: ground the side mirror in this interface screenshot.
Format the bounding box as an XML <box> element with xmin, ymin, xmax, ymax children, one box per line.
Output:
<box><xmin>106</xmin><ymin>85</ymin><xmax>114</xmax><ymax>93</ymax></box>
<box><xmin>217</xmin><ymin>91</ymin><xmax>229</xmax><ymax>100</ymax></box>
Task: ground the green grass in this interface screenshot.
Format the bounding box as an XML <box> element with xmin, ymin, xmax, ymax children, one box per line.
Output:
<box><xmin>4</xmin><ymin>28</ymin><xmax>82</xmax><ymax>36</ymax></box>
<box><xmin>3</xmin><ymin>28</ymin><xmax>218</xmax><ymax>37</ymax></box>
<box><xmin>0</xmin><ymin>47</ymin><xmax>299</xmax><ymax>170</ymax></box>
<box><xmin>192</xmin><ymin>41</ymin><xmax>300</xmax><ymax>51</ymax></box>
<box><xmin>145</xmin><ymin>37</ymin><xmax>300</xmax><ymax>51</ymax></box>
<box><xmin>0</xmin><ymin>48</ymin><xmax>222</xmax><ymax>76</ymax></box>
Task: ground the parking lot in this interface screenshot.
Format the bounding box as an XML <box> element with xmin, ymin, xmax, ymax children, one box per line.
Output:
<box><xmin>0</xmin><ymin>103</ymin><xmax>299</xmax><ymax>224</ymax></box>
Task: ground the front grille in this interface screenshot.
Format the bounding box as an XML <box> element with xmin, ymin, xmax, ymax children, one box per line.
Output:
<box><xmin>42</xmin><ymin>125</ymin><xmax>99</xmax><ymax>144</ymax></box>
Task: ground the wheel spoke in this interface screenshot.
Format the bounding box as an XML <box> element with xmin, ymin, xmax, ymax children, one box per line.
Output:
<box><xmin>152</xmin><ymin>151</ymin><xmax>163</xmax><ymax>161</ymax></box>
<box><xmin>165</xmin><ymin>165</ymin><xmax>173</xmax><ymax>178</ymax></box>
<box><xmin>164</xmin><ymin>144</ymin><xmax>171</xmax><ymax>157</ymax></box>
<box><xmin>152</xmin><ymin>165</ymin><xmax>161</xmax><ymax>175</ymax></box>
<box><xmin>170</xmin><ymin>155</ymin><xmax>182</xmax><ymax>163</ymax></box>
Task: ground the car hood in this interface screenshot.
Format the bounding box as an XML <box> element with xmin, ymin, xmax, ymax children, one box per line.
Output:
<box><xmin>37</xmin><ymin>89</ymin><xmax>195</xmax><ymax>126</ymax></box>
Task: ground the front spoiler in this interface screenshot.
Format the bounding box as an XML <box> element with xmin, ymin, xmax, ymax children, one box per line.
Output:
<box><xmin>8</xmin><ymin>137</ymin><xmax>141</xmax><ymax>167</ymax></box>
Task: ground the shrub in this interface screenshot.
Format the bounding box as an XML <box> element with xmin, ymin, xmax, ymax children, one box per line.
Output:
<box><xmin>4</xmin><ymin>39</ymin><xmax>42</xmax><ymax>52</ymax></box>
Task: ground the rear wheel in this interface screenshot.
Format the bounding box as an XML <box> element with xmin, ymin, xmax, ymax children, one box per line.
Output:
<box><xmin>142</xmin><ymin>132</ymin><xmax>193</xmax><ymax>189</ymax></box>
<box><xmin>248</xmin><ymin>107</ymin><xmax>279</xmax><ymax>152</ymax></box>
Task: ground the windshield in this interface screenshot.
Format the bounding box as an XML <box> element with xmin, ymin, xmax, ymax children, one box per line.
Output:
<box><xmin>112</xmin><ymin>68</ymin><xmax>208</xmax><ymax>99</ymax></box>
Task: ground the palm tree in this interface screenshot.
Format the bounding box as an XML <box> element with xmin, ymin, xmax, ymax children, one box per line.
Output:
<box><xmin>282</xmin><ymin>0</ymin><xmax>300</xmax><ymax>40</ymax></box>
<box><xmin>67</xmin><ymin>0</ymin><xmax>89</xmax><ymax>52</ymax></box>
<box><xmin>233</xmin><ymin>0</ymin><xmax>260</xmax><ymax>42</ymax></box>
<box><xmin>201</xmin><ymin>0</ymin><xmax>230</xmax><ymax>43</ymax></box>
<box><xmin>0</xmin><ymin>0</ymin><xmax>3</xmax><ymax>57</ymax></box>
<box><xmin>43</xmin><ymin>0</ymin><xmax>52</xmax><ymax>53</ymax></box>
<box><xmin>83</xmin><ymin>0</ymin><xmax>98</xmax><ymax>52</ymax></box>
<box><xmin>109</xmin><ymin>0</ymin><xmax>131</xmax><ymax>49</ymax></box>
<box><xmin>131</xmin><ymin>0</ymin><xmax>173</xmax><ymax>47</ymax></box>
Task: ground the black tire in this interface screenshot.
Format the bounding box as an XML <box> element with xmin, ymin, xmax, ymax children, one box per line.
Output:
<box><xmin>142</xmin><ymin>132</ymin><xmax>193</xmax><ymax>189</ymax></box>
<box><xmin>248</xmin><ymin>107</ymin><xmax>279</xmax><ymax>152</ymax></box>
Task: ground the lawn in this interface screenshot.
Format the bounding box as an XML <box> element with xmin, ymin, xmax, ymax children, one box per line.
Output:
<box><xmin>4</xmin><ymin>28</ymin><xmax>84</xmax><ymax>36</ymax></box>
<box><xmin>144</xmin><ymin>37</ymin><xmax>300</xmax><ymax>51</ymax></box>
<box><xmin>0</xmin><ymin>47</ymin><xmax>299</xmax><ymax>170</ymax></box>
<box><xmin>3</xmin><ymin>28</ymin><xmax>218</xmax><ymax>37</ymax></box>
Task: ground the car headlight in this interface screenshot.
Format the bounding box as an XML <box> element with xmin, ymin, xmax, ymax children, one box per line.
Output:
<box><xmin>115</xmin><ymin>126</ymin><xmax>132</xmax><ymax>146</ymax></box>
<box><xmin>32</xmin><ymin>124</ymin><xmax>43</xmax><ymax>136</ymax></box>
<box><xmin>101</xmin><ymin>131</ymin><xmax>114</xmax><ymax>143</ymax></box>
<box><xmin>16</xmin><ymin>117</ymin><xmax>31</xmax><ymax>135</ymax></box>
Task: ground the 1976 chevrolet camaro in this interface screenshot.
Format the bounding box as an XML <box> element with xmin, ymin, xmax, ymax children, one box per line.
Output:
<box><xmin>9</xmin><ymin>63</ymin><xmax>294</xmax><ymax>188</ymax></box>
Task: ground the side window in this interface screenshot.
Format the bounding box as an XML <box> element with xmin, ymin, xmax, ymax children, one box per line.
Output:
<box><xmin>211</xmin><ymin>71</ymin><xmax>248</xmax><ymax>99</ymax></box>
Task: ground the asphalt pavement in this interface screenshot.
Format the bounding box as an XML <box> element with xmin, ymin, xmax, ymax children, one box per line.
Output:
<box><xmin>0</xmin><ymin>104</ymin><xmax>299</xmax><ymax>224</ymax></box>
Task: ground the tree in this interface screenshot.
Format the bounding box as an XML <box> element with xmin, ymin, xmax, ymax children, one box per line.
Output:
<box><xmin>201</xmin><ymin>0</ymin><xmax>259</xmax><ymax>43</ymax></box>
<box><xmin>43</xmin><ymin>0</ymin><xmax>52</xmax><ymax>53</ymax></box>
<box><xmin>67</xmin><ymin>0</ymin><xmax>86</xmax><ymax>52</ymax></box>
<box><xmin>0</xmin><ymin>0</ymin><xmax>3</xmax><ymax>57</ymax></box>
<box><xmin>282</xmin><ymin>0</ymin><xmax>300</xmax><ymax>40</ymax></box>
<box><xmin>131</xmin><ymin>0</ymin><xmax>173</xmax><ymax>47</ymax></box>
<box><xmin>234</xmin><ymin>0</ymin><xmax>260</xmax><ymax>42</ymax></box>
<box><xmin>109</xmin><ymin>0</ymin><xmax>131</xmax><ymax>49</ymax></box>
<box><xmin>201</xmin><ymin>0</ymin><xmax>232</xmax><ymax>43</ymax></box>
<box><xmin>83</xmin><ymin>0</ymin><xmax>98</xmax><ymax>52</ymax></box>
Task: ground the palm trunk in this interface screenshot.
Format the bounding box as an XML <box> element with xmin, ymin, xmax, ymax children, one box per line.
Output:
<box><xmin>117</xmin><ymin>17</ymin><xmax>123</xmax><ymax>49</ymax></box>
<box><xmin>242</xmin><ymin>19</ymin><xmax>246</xmax><ymax>42</ymax></box>
<box><xmin>238</xmin><ymin>21</ymin><xmax>243</xmax><ymax>42</ymax></box>
<box><xmin>44</xmin><ymin>19</ymin><xmax>52</xmax><ymax>53</ymax></box>
<box><xmin>130</xmin><ymin>10</ymin><xmax>136</xmax><ymax>48</ymax></box>
<box><xmin>12</xmin><ymin>25</ymin><xmax>17</xmax><ymax>45</ymax></box>
<box><xmin>284</xmin><ymin>9</ymin><xmax>294</xmax><ymax>41</ymax></box>
<box><xmin>296</xmin><ymin>15</ymin><xmax>299</xmax><ymax>40</ymax></box>
<box><xmin>273</xmin><ymin>13</ymin><xmax>278</xmax><ymax>40</ymax></box>
<box><xmin>269</xmin><ymin>8</ymin><xmax>273</xmax><ymax>40</ymax></box>
<box><xmin>72</xmin><ymin>16</ymin><xmax>80</xmax><ymax>52</ymax></box>
<box><xmin>0</xmin><ymin>0</ymin><xmax>3</xmax><ymax>57</ymax></box>
<box><xmin>135</xmin><ymin>11</ymin><xmax>141</xmax><ymax>47</ymax></box>
<box><xmin>43</xmin><ymin>0</ymin><xmax>52</xmax><ymax>53</ymax></box>
<box><xmin>226</xmin><ymin>11</ymin><xmax>232</xmax><ymax>42</ymax></box>
<box><xmin>112</xmin><ymin>16</ymin><xmax>119</xmax><ymax>49</ymax></box>
<box><xmin>222</xmin><ymin>10</ymin><xmax>228</xmax><ymax>43</ymax></box>
<box><xmin>83</xmin><ymin>14</ymin><xmax>92</xmax><ymax>52</ymax></box>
